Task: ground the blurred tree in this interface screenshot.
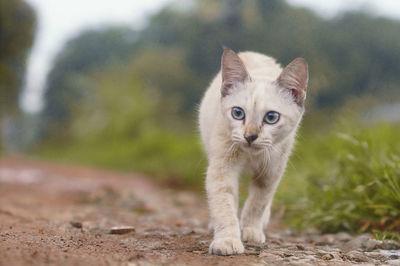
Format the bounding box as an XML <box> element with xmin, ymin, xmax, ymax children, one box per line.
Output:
<box><xmin>314</xmin><ymin>13</ymin><xmax>400</xmax><ymax>107</ymax></box>
<box><xmin>138</xmin><ymin>0</ymin><xmax>400</xmax><ymax>108</ymax></box>
<box><xmin>0</xmin><ymin>0</ymin><xmax>36</xmax><ymax>113</ymax></box>
<box><xmin>42</xmin><ymin>27</ymin><xmax>137</xmax><ymax>135</ymax></box>
<box><xmin>138</xmin><ymin>0</ymin><xmax>319</xmax><ymax>106</ymax></box>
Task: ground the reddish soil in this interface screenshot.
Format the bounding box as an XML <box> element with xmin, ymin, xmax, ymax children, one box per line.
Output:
<box><xmin>0</xmin><ymin>157</ymin><xmax>398</xmax><ymax>265</ymax></box>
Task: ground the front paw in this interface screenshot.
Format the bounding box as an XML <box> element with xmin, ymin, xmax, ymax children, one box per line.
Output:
<box><xmin>209</xmin><ymin>237</ymin><xmax>244</xmax><ymax>255</ymax></box>
<box><xmin>241</xmin><ymin>227</ymin><xmax>265</xmax><ymax>244</ymax></box>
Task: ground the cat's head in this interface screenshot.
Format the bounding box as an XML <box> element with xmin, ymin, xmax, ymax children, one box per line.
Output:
<box><xmin>220</xmin><ymin>47</ymin><xmax>308</xmax><ymax>153</ymax></box>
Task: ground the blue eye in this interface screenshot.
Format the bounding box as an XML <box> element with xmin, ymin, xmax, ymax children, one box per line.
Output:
<box><xmin>264</xmin><ymin>111</ymin><xmax>280</xmax><ymax>124</ymax></box>
<box><xmin>231</xmin><ymin>107</ymin><xmax>245</xmax><ymax>120</ymax></box>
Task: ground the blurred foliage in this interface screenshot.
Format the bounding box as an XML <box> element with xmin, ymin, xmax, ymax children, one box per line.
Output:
<box><xmin>42</xmin><ymin>27</ymin><xmax>137</xmax><ymax>135</ymax></box>
<box><xmin>39</xmin><ymin>59</ymin><xmax>206</xmax><ymax>189</ymax></box>
<box><xmin>0</xmin><ymin>0</ymin><xmax>36</xmax><ymax>113</ymax></box>
<box><xmin>0</xmin><ymin>0</ymin><xmax>36</xmax><ymax>153</ymax></box>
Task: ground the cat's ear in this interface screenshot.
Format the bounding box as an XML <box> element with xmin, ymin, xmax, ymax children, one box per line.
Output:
<box><xmin>221</xmin><ymin>47</ymin><xmax>249</xmax><ymax>97</ymax></box>
<box><xmin>276</xmin><ymin>58</ymin><xmax>308</xmax><ymax>105</ymax></box>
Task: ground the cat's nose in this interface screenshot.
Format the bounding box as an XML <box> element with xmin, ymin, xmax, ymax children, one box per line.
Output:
<box><xmin>244</xmin><ymin>134</ymin><xmax>258</xmax><ymax>144</ymax></box>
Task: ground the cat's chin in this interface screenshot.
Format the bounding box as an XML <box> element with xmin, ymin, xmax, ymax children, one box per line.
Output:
<box><xmin>239</xmin><ymin>145</ymin><xmax>266</xmax><ymax>155</ymax></box>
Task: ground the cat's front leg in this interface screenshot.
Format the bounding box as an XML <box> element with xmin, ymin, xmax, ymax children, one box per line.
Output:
<box><xmin>240</xmin><ymin>174</ymin><xmax>281</xmax><ymax>245</ymax></box>
<box><xmin>206</xmin><ymin>161</ymin><xmax>244</xmax><ymax>255</ymax></box>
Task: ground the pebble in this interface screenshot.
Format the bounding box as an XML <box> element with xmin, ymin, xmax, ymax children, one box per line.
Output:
<box><xmin>296</xmin><ymin>244</ymin><xmax>305</xmax><ymax>250</ymax></box>
<box><xmin>70</xmin><ymin>221</ymin><xmax>83</xmax><ymax>229</ymax></box>
<box><xmin>109</xmin><ymin>226</ymin><xmax>135</xmax><ymax>235</ymax></box>
<box><xmin>379</xmin><ymin>241</ymin><xmax>400</xmax><ymax>250</ymax></box>
<box><xmin>192</xmin><ymin>250</ymin><xmax>203</xmax><ymax>255</ymax></box>
<box><xmin>363</xmin><ymin>238</ymin><xmax>382</xmax><ymax>251</ymax></box>
<box><xmin>342</xmin><ymin>234</ymin><xmax>371</xmax><ymax>252</ymax></box>
<box><xmin>175</xmin><ymin>220</ymin><xmax>183</xmax><ymax>227</ymax></box>
<box><xmin>335</xmin><ymin>232</ymin><xmax>352</xmax><ymax>242</ymax></box>
<box><xmin>346</xmin><ymin>250</ymin><xmax>370</xmax><ymax>262</ymax></box>
<box><xmin>321</xmin><ymin>234</ymin><xmax>336</xmax><ymax>244</ymax></box>
<box><xmin>322</xmin><ymin>254</ymin><xmax>334</xmax><ymax>260</ymax></box>
<box><xmin>365</xmin><ymin>251</ymin><xmax>383</xmax><ymax>259</ymax></box>
<box><xmin>258</xmin><ymin>251</ymin><xmax>282</xmax><ymax>260</ymax></box>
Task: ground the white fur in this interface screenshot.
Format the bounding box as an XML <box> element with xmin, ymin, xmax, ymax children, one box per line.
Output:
<box><xmin>199</xmin><ymin>51</ymin><xmax>306</xmax><ymax>255</ymax></box>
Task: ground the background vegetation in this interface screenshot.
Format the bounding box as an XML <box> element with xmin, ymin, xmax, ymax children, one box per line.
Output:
<box><xmin>0</xmin><ymin>0</ymin><xmax>36</xmax><ymax>151</ymax></box>
<box><xmin>2</xmin><ymin>0</ymin><xmax>400</xmax><ymax>238</ymax></box>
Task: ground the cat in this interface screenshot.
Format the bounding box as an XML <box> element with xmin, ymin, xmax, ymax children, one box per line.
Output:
<box><xmin>198</xmin><ymin>47</ymin><xmax>308</xmax><ymax>255</ymax></box>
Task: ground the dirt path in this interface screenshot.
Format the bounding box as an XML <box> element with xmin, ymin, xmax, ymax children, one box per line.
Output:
<box><xmin>0</xmin><ymin>157</ymin><xmax>399</xmax><ymax>265</ymax></box>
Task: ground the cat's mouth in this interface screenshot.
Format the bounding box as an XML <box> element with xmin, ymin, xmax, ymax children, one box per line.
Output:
<box><xmin>237</xmin><ymin>142</ymin><xmax>268</xmax><ymax>153</ymax></box>
<box><xmin>231</xmin><ymin>137</ymin><xmax>271</xmax><ymax>153</ymax></box>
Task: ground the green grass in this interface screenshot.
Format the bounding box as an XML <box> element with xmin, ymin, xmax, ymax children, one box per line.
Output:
<box><xmin>373</xmin><ymin>230</ymin><xmax>400</xmax><ymax>242</ymax></box>
<box><xmin>277</xmin><ymin>121</ymin><xmax>400</xmax><ymax>234</ymax></box>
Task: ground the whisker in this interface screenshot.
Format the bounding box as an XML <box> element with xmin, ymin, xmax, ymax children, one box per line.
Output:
<box><xmin>258</xmin><ymin>141</ymin><xmax>272</xmax><ymax>145</ymax></box>
<box><xmin>223</xmin><ymin>141</ymin><xmax>238</xmax><ymax>162</ymax></box>
<box><xmin>254</xmin><ymin>147</ymin><xmax>269</xmax><ymax>180</ymax></box>
<box><xmin>268</xmin><ymin>144</ymin><xmax>296</xmax><ymax>170</ymax></box>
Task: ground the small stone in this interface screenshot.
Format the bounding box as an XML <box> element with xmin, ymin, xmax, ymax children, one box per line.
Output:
<box><xmin>175</xmin><ymin>220</ymin><xmax>183</xmax><ymax>227</ymax></box>
<box><xmin>342</xmin><ymin>234</ymin><xmax>371</xmax><ymax>252</ymax></box>
<box><xmin>346</xmin><ymin>250</ymin><xmax>370</xmax><ymax>262</ymax></box>
<box><xmin>70</xmin><ymin>221</ymin><xmax>83</xmax><ymax>229</ymax></box>
<box><xmin>129</xmin><ymin>253</ymin><xmax>145</xmax><ymax>261</ymax></box>
<box><xmin>363</xmin><ymin>239</ymin><xmax>382</xmax><ymax>251</ymax></box>
<box><xmin>246</xmin><ymin>250</ymin><xmax>260</xmax><ymax>255</ymax></box>
<box><xmin>321</xmin><ymin>234</ymin><xmax>336</xmax><ymax>244</ymax></box>
<box><xmin>379</xmin><ymin>241</ymin><xmax>400</xmax><ymax>250</ymax></box>
<box><xmin>365</xmin><ymin>251</ymin><xmax>383</xmax><ymax>259</ymax></box>
<box><xmin>109</xmin><ymin>226</ymin><xmax>135</xmax><ymax>235</ymax></box>
<box><xmin>335</xmin><ymin>232</ymin><xmax>352</xmax><ymax>242</ymax></box>
<box><xmin>271</xmin><ymin>239</ymin><xmax>282</xmax><ymax>245</ymax></box>
<box><xmin>192</xmin><ymin>250</ymin><xmax>203</xmax><ymax>254</ymax></box>
<box><xmin>259</xmin><ymin>251</ymin><xmax>281</xmax><ymax>259</ymax></box>
<box><xmin>283</xmin><ymin>252</ymin><xmax>294</xmax><ymax>257</ymax></box>
<box><xmin>322</xmin><ymin>254</ymin><xmax>334</xmax><ymax>260</ymax></box>
<box><xmin>296</xmin><ymin>244</ymin><xmax>305</xmax><ymax>250</ymax></box>
<box><xmin>269</xmin><ymin>251</ymin><xmax>284</xmax><ymax>258</ymax></box>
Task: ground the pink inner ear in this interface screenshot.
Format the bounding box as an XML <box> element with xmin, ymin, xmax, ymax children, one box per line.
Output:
<box><xmin>221</xmin><ymin>81</ymin><xmax>234</xmax><ymax>97</ymax></box>
<box><xmin>221</xmin><ymin>48</ymin><xmax>249</xmax><ymax>96</ymax></box>
<box><xmin>277</xmin><ymin>58</ymin><xmax>308</xmax><ymax>104</ymax></box>
<box><xmin>290</xmin><ymin>88</ymin><xmax>303</xmax><ymax>102</ymax></box>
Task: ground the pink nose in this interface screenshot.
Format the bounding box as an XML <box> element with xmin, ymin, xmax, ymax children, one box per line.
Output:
<box><xmin>244</xmin><ymin>134</ymin><xmax>258</xmax><ymax>144</ymax></box>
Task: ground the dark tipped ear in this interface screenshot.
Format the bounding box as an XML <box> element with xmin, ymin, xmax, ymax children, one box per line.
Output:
<box><xmin>276</xmin><ymin>58</ymin><xmax>308</xmax><ymax>105</ymax></box>
<box><xmin>221</xmin><ymin>47</ymin><xmax>249</xmax><ymax>97</ymax></box>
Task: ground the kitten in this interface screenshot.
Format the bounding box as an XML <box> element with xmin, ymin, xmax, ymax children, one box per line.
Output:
<box><xmin>199</xmin><ymin>47</ymin><xmax>308</xmax><ymax>255</ymax></box>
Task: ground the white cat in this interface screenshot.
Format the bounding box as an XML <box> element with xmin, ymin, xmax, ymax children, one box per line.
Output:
<box><xmin>199</xmin><ymin>47</ymin><xmax>308</xmax><ymax>255</ymax></box>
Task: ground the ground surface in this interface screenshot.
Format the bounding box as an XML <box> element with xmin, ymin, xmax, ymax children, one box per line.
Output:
<box><xmin>1</xmin><ymin>157</ymin><xmax>399</xmax><ymax>265</ymax></box>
